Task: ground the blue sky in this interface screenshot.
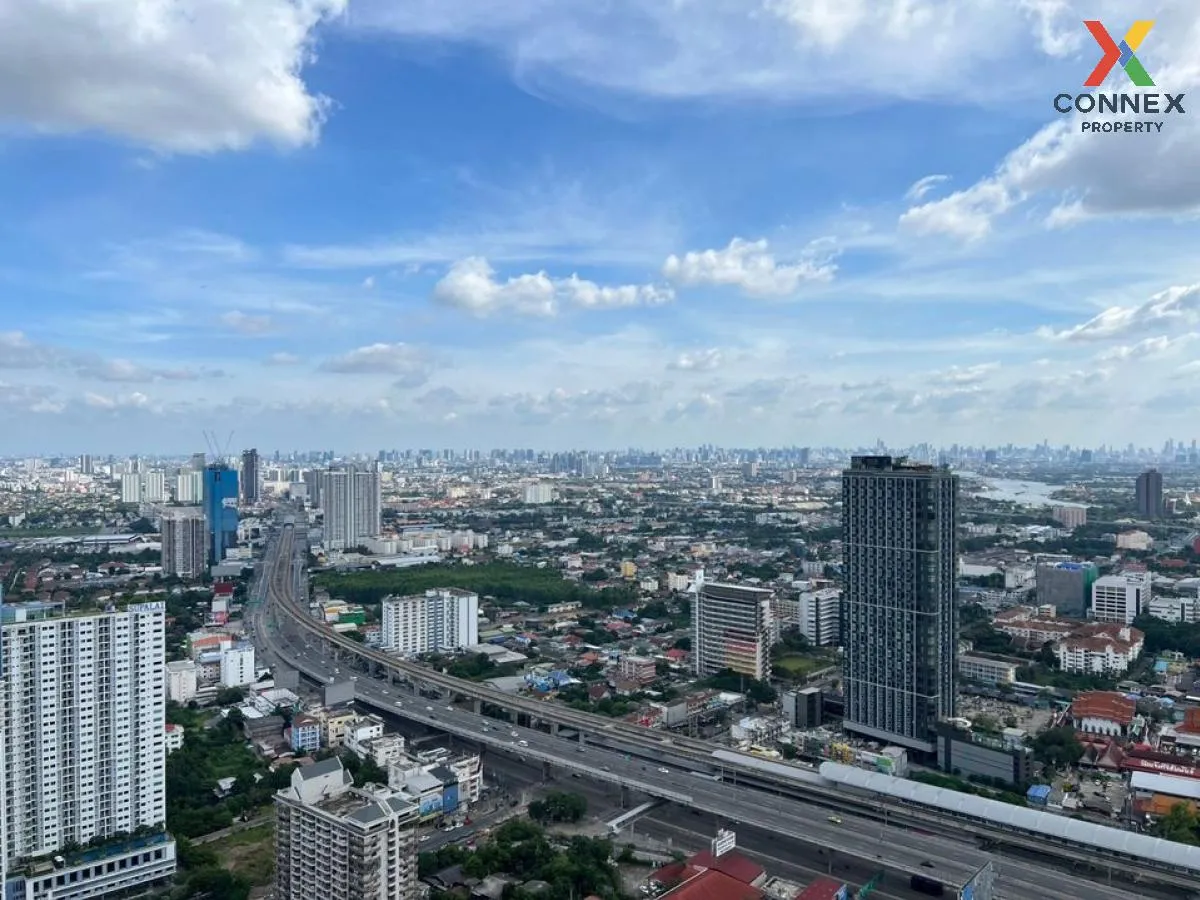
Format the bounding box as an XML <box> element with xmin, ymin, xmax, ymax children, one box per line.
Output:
<box><xmin>2</xmin><ymin>0</ymin><xmax>1200</xmax><ymax>453</ymax></box>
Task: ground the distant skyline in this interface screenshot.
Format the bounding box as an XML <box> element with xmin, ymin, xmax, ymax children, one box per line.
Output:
<box><xmin>2</xmin><ymin>2</ymin><xmax>1200</xmax><ymax>452</ymax></box>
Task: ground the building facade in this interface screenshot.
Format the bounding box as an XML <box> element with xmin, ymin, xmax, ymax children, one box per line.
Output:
<box><xmin>275</xmin><ymin>758</ymin><xmax>419</xmax><ymax>900</ymax></box>
<box><xmin>160</xmin><ymin>508</ymin><xmax>207</xmax><ymax>579</ymax></box>
<box><xmin>1035</xmin><ymin>561</ymin><xmax>1097</xmax><ymax>619</ymax></box>
<box><xmin>380</xmin><ymin>589</ymin><xmax>479</xmax><ymax>655</ymax></box>
<box><xmin>202</xmin><ymin>465</ymin><xmax>239</xmax><ymax>564</ymax></box>
<box><xmin>691</xmin><ymin>574</ymin><xmax>773</xmax><ymax>681</ymax></box>
<box><xmin>1091</xmin><ymin>571</ymin><xmax>1150</xmax><ymax>625</ymax></box>
<box><xmin>1</xmin><ymin>602</ymin><xmax>174</xmax><ymax>895</ymax></box>
<box><xmin>320</xmin><ymin>466</ymin><xmax>382</xmax><ymax>550</ymax></box>
<box><xmin>841</xmin><ymin>456</ymin><xmax>959</xmax><ymax>752</ymax></box>
<box><xmin>219</xmin><ymin>644</ymin><xmax>256</xmax><ymax>688</ymax></box>
<box><xmin>1136</xmin><ymin>469</ymin><xmax>1164</xmax><ymax>519</ymax></box>
<box><xmin>241</xmin><ymin>449</ymin><xmax>261</xmax><ymax>504</ymax></box>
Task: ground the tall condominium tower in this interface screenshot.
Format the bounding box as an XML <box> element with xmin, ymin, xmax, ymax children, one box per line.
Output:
<box><xmin>841</xmin><ymin>456</ymin><xmax>959</xmax><ymax>753</ymax></box>
<box><xmin>1</xmin><ymin>602</ymin><xmax>176</xmax><ymax>896</ymax></box>
<box><xmin>1135</xmin><ymin>468</ymin><xmax>1164</xmax><ymax>519</ymax></box>
<box><xmin>691</xmin><ymin>571</ymin><xmax>774</xmax><ymax>681</ymax></box>
<box><xmin>319</xmin><ymin>466</ymin><xmax>381</xmax><ymax>550</ymax></box>
<box><xmin>161</xmin><ymin>507</ymin><xmax>207</xmax><ymax>579</ymax></box>
<box><xmin>380</xmin><ymin>589</ymin><xmax>480</xmax><ymax>655</ymax></box>
<box><xmin>241</xmin><ymin>448</ymin><xmax>261</xmax><ymax>504</ymax></box>
<box><xmin>275</xmin><ymin>758</ymin><xmax>418</xmax><ymax>900</ymax></box>
<box><xmin>202</xmin><ymin>464</ymin><xmax>239</xmax><ymax>564</ymax></box>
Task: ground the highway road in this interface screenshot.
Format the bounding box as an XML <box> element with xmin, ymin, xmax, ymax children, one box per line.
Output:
<box><xmin>254</xmin><ymin>522</ymin><xmax>1186</xmax><ymax>900</ymax></box>
<box><xmin>256</xmin><ymin>608</ymin><xmax>1153</xmax><ymax>900</ymax></box>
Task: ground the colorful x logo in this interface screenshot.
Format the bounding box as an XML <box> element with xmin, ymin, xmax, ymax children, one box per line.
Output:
<box><xmin>1083</xmin><ymin>20</ymin><xmax>1155</xmax><ymax>87</ymax></box>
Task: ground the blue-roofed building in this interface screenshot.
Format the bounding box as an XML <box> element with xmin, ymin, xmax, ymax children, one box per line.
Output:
<box><xmin>1026</xmin><ymin>784</ymin><xmax>1052</xmax><ymax>806</ymax></box>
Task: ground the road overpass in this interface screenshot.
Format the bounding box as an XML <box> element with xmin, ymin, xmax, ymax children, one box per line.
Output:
<box><xmin>257</xmin><ymin>522</ymin><xmax>1195</xmax><ymax>900</ymax></box>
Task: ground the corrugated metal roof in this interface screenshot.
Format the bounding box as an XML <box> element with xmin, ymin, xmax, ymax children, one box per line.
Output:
<box><xmin>819</xmin><ymin>762</ymin><xmax>1200</xmax><ymax>873</ymax></box>
<box><xmin>1130</xmin><ymin>771</ymin><xmax>1200</xmax><ymax>802</ymax></box>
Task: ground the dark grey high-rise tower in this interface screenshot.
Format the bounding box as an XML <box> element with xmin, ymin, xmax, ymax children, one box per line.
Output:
<box><xmin>1135</xmin><ymin>468</ymin><xmax>1164</xmax><ymax>519</ymax></box>
<box><xmin>241</xmin><ymin>448</ymin><xmax>261</xmax><ymax>504</ymax></box>
<box><xmin>842</xmin><ymin>456</ymin><xmax>958</xmax><ymax>753</ymax></box>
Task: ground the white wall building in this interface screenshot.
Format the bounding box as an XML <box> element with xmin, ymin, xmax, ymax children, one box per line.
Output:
<box><xmin>1091</xmin><ymin>572</ymin><xmax>1151</xmax><ymax>625</ymax></box>
<box><xmin>381</xmin><ymin>589</ymin><xmax>479</xmax><ymax>655</ymax></box>
<box><xmin>166</xmin><ymin>659</ymin><xmax>199</xmax><ymax>703</ymax></box>
<box><xmin>174</xmin><ymin>471</ymin><xmax>204</xmax><ymax>503</ymax></box>
<box><xmin>522</xmin><ymin>482</ymin><xmax>554</xmax><ymax>505</ymax></box>
<box><xmin>1147</xmin><ymin>595</ymin><xmax>1200</xmax><ymax>624</ymax></box>
<box><xmin>320</xmin><ymin>466</ymin><xmax>382</xmax><ymax>551</ymax></box>
<box><xmin>219</xmin><ymin>644</ymin><xmax>256</xmax><ymax>688</ymax></box>
<box><xmin>788</xmin><ymin>588</ymin><xmax>840</xmax><ymax>647</ymax></box>
<box><xmin>161</xmin><ymin>508</ymin><xmax>207</xmax><ymax>579</ymax></box>
<box><xmin>2</xmin><ymin>602</ymin><xmax>176</xmax><ymax>894</ymax></box>
<box><xmin>692</xmin><ymin>572</ymin><xmax>774</xmax><ymax>681</ymax></box>
<box><xmin>275</xmin><ymin>758</ymin><xmax>418</xmax><ymax>900</ymax></box>
<box><xmin>120</xmin><ymin>472</ymin><xmax>142</xmax><ymax>504</ymax></box>
<box><xmin>142</xmin><ymin>472</ymin><xmax>166</xmax><ymax>503</ymax></box>
<box><xmin>1056</xmin><ymin>626</ymin><xmax>1144</xmax><ymax>675</ymax></box>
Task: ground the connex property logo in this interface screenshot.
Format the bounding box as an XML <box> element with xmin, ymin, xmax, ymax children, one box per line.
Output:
<box><xmin>1053</xmin><ymin>19</ymin><xmax>1185</xmax><ymax>134</ymax></box>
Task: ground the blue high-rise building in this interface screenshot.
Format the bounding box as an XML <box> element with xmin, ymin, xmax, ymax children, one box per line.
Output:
<box><xmin>202</xmin><ymin>465</ymin><xmax>239</xmax><ymax>564</ymax></box>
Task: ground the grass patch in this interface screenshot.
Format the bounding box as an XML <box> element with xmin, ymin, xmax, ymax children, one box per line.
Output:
<box><xmin>773</xmin><ymin>654</ymin><xmax>828</xmax><ymax>678</ymax></box>
<box><xmin>210</xmin><ymin>824</ymin><xmax>275</xmax><ymax>887</ymax></box>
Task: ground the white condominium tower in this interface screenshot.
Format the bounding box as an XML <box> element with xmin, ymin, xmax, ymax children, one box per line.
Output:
<box><xmin>160</xmin><ymin>507</ymin><xmax>207</xmax><ymax>579</ymax></box>
<box><xmin>320</xmin><ymin>466</ymin><xmax>382</xmax><ymax>550</ymax></box>
<box><xmin>1</xmin><ymin>602</ymin><xmax>176</xmax><ymax>897</ymax></box>
<box><xmin>381</xmin><ymin>589</ymin><xmax>479</xmax><ymax>655</ymax></box>
<box><xmin>691</xmin><ymin>571</ymin><xmax>774</xmax><ymax>681</ymax></box>
<box><xmin>275</xmin><ymin>758</ymin><xmax>419</xmax><ymax>900</ymax></box>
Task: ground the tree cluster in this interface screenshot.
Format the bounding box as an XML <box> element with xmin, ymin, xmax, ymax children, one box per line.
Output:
<box><xmin>528</xmin><ymin>791</ymin><xmax>587</xmax><ymax>824</ymax></box>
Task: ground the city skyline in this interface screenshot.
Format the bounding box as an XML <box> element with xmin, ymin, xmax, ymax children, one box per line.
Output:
<box><xmin>3</xmin><ymin>2</ymin><xmax>1200</xmax><ymax>451</ymax></box>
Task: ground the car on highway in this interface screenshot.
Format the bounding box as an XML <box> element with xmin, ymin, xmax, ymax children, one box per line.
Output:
<box><xmin>510</xmin><ymin>731</ymin><xmax>519</xmax><ymax>737</ymax></box>
<box><xmin>657</xmin><ymin>767</ymin><xmax>669</xmax><ymax>774</ymax></box>
<box><xmin>426</xmin><ymin>706</ymin><xmax>434</xmax><ymax>711</ymax></box>
<box><xmin>827</xmin><ymin>816</ymin><xmax>842</xmax><ymax>825</ymax></box>
<box><xmin>518</xmin><ymin>740</ymin><xmax>528</xmax><ymax>747</ymax></box>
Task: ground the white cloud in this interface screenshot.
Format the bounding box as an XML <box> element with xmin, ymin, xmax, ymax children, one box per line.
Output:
<box><xmin>1098</xmin><ymin>335</ymin><xmax>1195</xmax><ymax>362</ymax></box>
<box><xmin>904</xmin><ymin>174</ymin><xmax>950</xmax><ymax>202</ymax></box>
<box><xmin>362</xmin><ymin>276</ymin><xmax>376</xmax><ymax>289</ymax></box>
<box><xmin>1041</xmin><ymin>284</ymin><xmax>1200</xmax><ymax>342</ymax></box>
<box><xmin>0</xmin><ymin>331</ymin><xmax>215</xmax><ymax>382</ymax></box>
<box><xmin>84</xmin><ymin>391</ymin><xmax>151</xmax><ymax>410</ymax></box>
<box><xmin>220</xmin><ymin>311</ymin><xmax>274</xmax><ymax>335</ymax></box>
<box><xmin>319</xmin><ymin>343</ymin><xmax>434</xmax><ymax>387</ymax></box>
<box><xmin>899</xmin><ymin>3</ymin><xmax>1200</xmax><ymax>239</ymax></box>
<box><xmin>929</xmin><ymin>363</ymin><xmax>1000</xmax><ymax>386</ymax></box>
<box><xmin>667</xmin><ymin>349</ymin><xmax>723</xmax><ymax>372</ymax></box>
<box><xmin>662</xmin><ymin>238</ymin><xmax>836</xmax><ymax>297</ymax></box>
<box><xmin>265</xmin><ymin>352</ymin><xmax>303</xmax><ymax>366</ymax></box>
<box><xmin>0</xmin><ymin>0</ymin><xmax>344</xmax><ymax>153</ymax></box>
<box><xmin>352</xmin><ymin>0</ymin><xmax>1094</xmax><ymax>106</ymax></box>
<box><xmin>432</xmin><ymin>257</ymin><xmax>673</xmax><ymax>317</ymax></box>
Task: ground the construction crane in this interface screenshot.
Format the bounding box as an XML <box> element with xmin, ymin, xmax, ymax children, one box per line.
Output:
<box><xmin>200</xmin><ymin>430</ymin><xmax>236</xmax><ymax>465</ymax></box>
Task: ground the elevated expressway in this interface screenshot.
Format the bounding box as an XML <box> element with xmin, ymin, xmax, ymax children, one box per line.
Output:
<box><xmin>259</xmin><ymin>524</ymin><xmax>1195</xmax><ymax>900</ymax></box>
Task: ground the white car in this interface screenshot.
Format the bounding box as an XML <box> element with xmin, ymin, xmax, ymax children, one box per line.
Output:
<box><xmin>657</xmin><ymin>767</ymin><xmax>669</xmax><ymax>774</ymax></box>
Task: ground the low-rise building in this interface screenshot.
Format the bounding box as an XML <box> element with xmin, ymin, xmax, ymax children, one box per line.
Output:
<box><xmin>166</xmin><ymin>659</ymin><xmax>199</xmax><ymax>703</ymax></box>
<box><xmin>290</xmin><ymin>715</ymin><xmax>321</xmax><ymax>754</ymax></box>
<box><xmin>958</xmin><ymin>653</ymin><xmax>1020</xmax><ymax>685</ymax></box>
<box><xmin>1071</xmin><ymin>691</ymin><xmax>1138</xmax><ymax>738</ymax></box>
<box><xmin>1055</xmin><ymin>624</ymin><xmax>1144</xmax><ymax>675</ymax></box>
<box><xmin>619</xmin><ymin>654</ymin><xmax>658</xmax><ymax>686</ymax></box>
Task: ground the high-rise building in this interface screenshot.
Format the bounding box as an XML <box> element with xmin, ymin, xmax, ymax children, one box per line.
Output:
<box><xmin>275</xmin><ymin>758</ymin><xmax>418</xmax><ymax>900</ymax></box>
<box><xmin>1091</xmin><ymin>571</ymin><xmax>1151</xmax><ymax>625</ymax></box>
<box><xmin>241</xmin><ymin>448</ymin><xmax>261</xmax><ymax>504</ymax></box>
<box><xmin>174</xmin><ymin>470</ymin><xmax>204</xmax><ymax>503</ymax></box>
<box><xmin>1136</xmin><ymin>468</ymin><xmax>1164</xmax><ymax>519</ymax></box>
<box><xmin>842</xmin><ymin>456</ymin><xmax>959</xmax><ymax>753</ymax></box>
<box><xmin>161</xmin><ymin>507</ymin><xmax>207</xmax><ymax>579</ymax></box>
<box><xmin>1</xmin><ymin>602</ymin><xmax>176</xmax><ymax>896</ymax></box>
<box><xmin>202</xmin><ymin>465</ymin><xmax>239</xmax><ymax>564</ymax></box>
<box><xmin>521</xmin><ymin>482</ymin><xmax>554</xmax><ymax>505</ymax></box>
<box><xmin>78</xmin><ymin>454</ymin><xmax>93</xmax><ymax>475</ymax></box>
<box><xmin>142</xmin><ymin>471</ymin><xmax>166</xmax><ymax>503</ymax></box>
<box><xmin>691</xmin><ymin>571</ymin><xmax>774</xmax><ymax>681</ymax></box>
<box><xmin>120</xmin><ymin>472</ymin><xmax>142</xmax><ymax>504</ymax></box>
<box><xmin>320</xmin><ymin>466</ymin><xmax>381</xmax><ymax>550</ymax></box>
<box><xmin>381</xmin><ymin>589</ymin><xmax>479</xmax><ymax>655</ymax></box>
<box><xmin>1035</xmin><ymin>561</ymin><xmax>1098</xmax><ymax>618</ymax></box>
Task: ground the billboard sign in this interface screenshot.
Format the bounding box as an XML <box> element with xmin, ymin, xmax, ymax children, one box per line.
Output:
<box><xmin>418</xmin><ymin>792</ymin><xmax>443</xmax><ymax>819</ymax></box>
<box><xmin>959</xmin><ymin>862</ymin><xmax>996</xmax><ymax>900</ymax></box>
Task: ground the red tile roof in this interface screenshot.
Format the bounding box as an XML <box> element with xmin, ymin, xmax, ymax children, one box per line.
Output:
<box><xmin>1070</xmin><ymin>691</ymin><xmax>1136</xmax><ymax>726</ymax></box>
<box><xmin>687</xmin><ymin>850</ymin><xmax>765</xmax><ymax>886</ymax></box>
<box><xmin>660</xmin><ymin>870</ymin><xmax>765</xmax><ymax>900</ymax></box>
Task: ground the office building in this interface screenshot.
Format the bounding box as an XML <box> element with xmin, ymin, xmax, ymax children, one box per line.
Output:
<box><xmin>381</xmin><ymin>589</ymin><xmax>479</xmax><ymax>655</ymax></box>
<box><xmin>841</xmin><ymin>456</ymin><xmax>959</xmax><ymax>753</ymax></box>
<box><xmin>691</xmin><ymin>572</ymin><xmax>774</xmax><ymax>681</ymax></box>
<box><xmin>220</xmin><ymin>644</ymin><xmax>256</xmax><ymax>688</ymax></box>
<box><xmin>160</xmin><ymin>507</ymin><xmax>207</xmax><ymax>579</ymax></box>
<box><xmin>1091</xmin><ymin>571</ymin><xmax>1151</xmax><ymax>625</ymax></box>
<box><xmin>241</xmin><ymin>448</ymin><xmax>261</xmax><ymax>504</ymax></box>
<box><xmin>1035</xmin><ymin>561</ymin><xmax>1098</xmax><ymax>619</ymax></box>
<box><xmin>1</xmin><ymin>602</ymin><xmax>176</xmax><ymax>896</ymax></box>
<box><xmin>202</xmin><ymin>465</ymin><xmax>239</xmax><ymax>564</ymax></box>
<box><xmin>1136</xmin><ymin>468</ymin><xmax>1164</xmax><ymax>519</ymax></box>
<box><xmin>320</xmin><ymin>467</ymin><xmax>381</xmax><ymax>550</ymax></box>
<box><xmin>275</xmin><ymin>758</ymin><xmax>419</xmax><ymax>900</ymax></box>
<box><xmin>78</xmin><ymin>454</ymin><xmax>93</xmax><ymax>475</ymax></box>
<box><xmin>782</xmin><ymin>687</ymin><xmax>824</xmax><ymax>729</ymax></box>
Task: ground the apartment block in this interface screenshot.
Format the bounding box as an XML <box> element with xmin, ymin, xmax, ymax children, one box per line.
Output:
<box><xmin>1</xmin><ymin>601</ymin><xmax>175</xmax><ymax>896</ymax></box>
<box><xmin>691</xmin><ymin>573</ymin><xmax>773</xmax><ymax>681</ymax></box>
<box><xmin>160</xmin><ymin>508</ymin><xmax>207</xmax><ymax>579</ymax></box>
<box><xmin>619</xmin><ymin>655</ymin><xmax>658</xmax><ymax>686</ymax></box>
<box><xmin>380</xmin><ymin>589</ymin><xmax>479</xmax><ymax>655</ymax></box>
<box><xmin>275</xmin><ymin>758</ymin><xmax>419</xmax><ymax>900</ymax></box>
<box><xmin>1091</xmin><ymin>572</ymin><xmax>1151</xmax><ymax>625</ymax></box>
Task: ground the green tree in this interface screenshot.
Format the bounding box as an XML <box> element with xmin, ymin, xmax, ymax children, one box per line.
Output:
<box><xmin>528</xmin><ymin>791</ymin><xmax>588</xmax><ymax>824</ymax></box>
